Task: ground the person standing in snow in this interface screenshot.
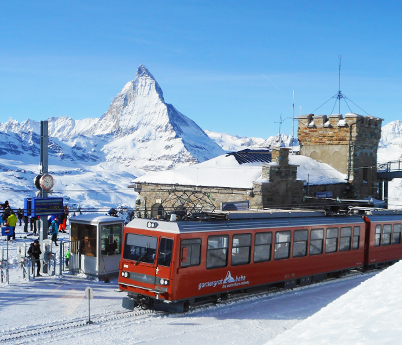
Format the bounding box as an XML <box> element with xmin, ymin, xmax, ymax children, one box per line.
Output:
<box><xmin>7</xmin><ymin>211</ymin><xmax>18</xmax><ymax>241</ymax></box>
<box><xmin>28</xmin><ymin>240</ymin><xmax>42</xmax><ymax>276</ymax></box>
<box><xmin>49</xmin><ymin>216</ymin><xmax>59</xmax><ymax>246</ymax></box>
<box><xmin>59</xmin><ymin>206</ymin><xmax>69</xmax><ymax>233</ymax></box>
<box><xmin>23</xmin><ymin>214</ymin><xmax>29</xmax><ymax>232</ymax></box>
<box><xmin>30</xmin><ymin>216</ymin><xmax>37</xmax><ymax>235</ymax></box>
<box><xmin>17</xmin><ymin>208</ymin><xmax>23</xmax><ymax>226</ymax></box>
<box><xmin>3</xmin><ymin>205</ymin><xmax>12</xmax><ymax>221</ymax></box>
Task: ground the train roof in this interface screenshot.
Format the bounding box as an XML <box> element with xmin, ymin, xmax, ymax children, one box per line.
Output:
<box><xmin>125</xmin><ymin>208</ymin><xmax>402</xmax><ymax>234</ymax></box>
<box><xmin>70</xmin><ymin>213</ymin><xmax>124</xmax><ymax>224</ymax></box>
<box><xmin>126</xmin><ymin>214</ymin><xmax>366</xmax><ymax>234</ymax></box>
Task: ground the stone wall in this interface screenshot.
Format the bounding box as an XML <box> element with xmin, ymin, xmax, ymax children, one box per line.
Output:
<box><xmin>297</xmin><ymin>113</ymin><xmax>382</xmax><ymax>198</ymax></box>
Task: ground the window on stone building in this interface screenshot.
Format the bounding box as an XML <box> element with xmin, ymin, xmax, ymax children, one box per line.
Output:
<box><xmin>362</xmin><ymin>167</ymin><xmax>369</xmax><ymax>182</ymax></box>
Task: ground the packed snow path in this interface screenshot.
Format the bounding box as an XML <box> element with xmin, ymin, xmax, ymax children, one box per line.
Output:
<box><xmin>0</xmin><ymin>269</ymin><xmax>376</xmax><ymax>345</ymax></box>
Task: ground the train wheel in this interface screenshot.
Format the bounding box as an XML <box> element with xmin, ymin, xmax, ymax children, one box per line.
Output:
<box><xmin>138</xmin><ymin>296</ymin><xmax>152</xmax><ymax>310</ymax></box>
<box><xmin>183</xmin><ymin>301</ymin><xmax>190</xmax><ymax>313</ymax></box>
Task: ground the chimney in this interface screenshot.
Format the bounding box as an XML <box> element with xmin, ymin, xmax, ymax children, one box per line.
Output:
<box><xmin>271</xmin><ymin>147</ymin><xmax>290</xmax><ymax>166</ymax></box>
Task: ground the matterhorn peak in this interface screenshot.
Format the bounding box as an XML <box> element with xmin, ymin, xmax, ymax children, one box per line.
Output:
<box><xmin>136</xmin><ymin>64</ymin><xmax>155</xmax><ymax>80</ymax></box>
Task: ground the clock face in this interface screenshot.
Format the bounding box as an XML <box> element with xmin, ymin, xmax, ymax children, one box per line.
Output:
<box><xmin>40</xmin><ymin>174</ymin><xmax>54</xmax><ymax>191</ymax></box>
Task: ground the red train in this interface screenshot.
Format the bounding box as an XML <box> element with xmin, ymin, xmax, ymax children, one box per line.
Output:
<box><xmin>118</xmin><ymin>208</ymin><xmax>402</xmax><ymax>312</ymax></box>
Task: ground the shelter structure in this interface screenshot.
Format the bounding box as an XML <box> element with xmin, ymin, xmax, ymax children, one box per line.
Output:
<box><xmin>69</xmin><ymin>214</ymin><xmax>124</xmax><ymax>279</ymax></box>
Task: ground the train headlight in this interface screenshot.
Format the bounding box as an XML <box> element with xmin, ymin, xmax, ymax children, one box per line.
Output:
<box><xmin>159</xmin><ymin>278</ymin><xmax>169</xmax><ymax>286</ymax></box>
<box><xmin>121</xmin><ymin>271</ymin><xmax>129</xmax><ymax>278</ymax></box>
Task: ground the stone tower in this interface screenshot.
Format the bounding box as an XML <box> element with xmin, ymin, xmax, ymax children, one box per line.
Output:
<box><xmin>297</xmin><ymin>113</ymin><xmax>383</xmax><ymax>198</ymax></box>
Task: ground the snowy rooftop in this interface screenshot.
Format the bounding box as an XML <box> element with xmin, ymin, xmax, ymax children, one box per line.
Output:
<box><xmin>132</xmin><ymin>152</ymin><xmax>347</xmax><ymax>188</ymax></box>
<box><xmin>69</xmin><ymin>214</ymin><xmax>124</xmax><ymax>224</ymax></box>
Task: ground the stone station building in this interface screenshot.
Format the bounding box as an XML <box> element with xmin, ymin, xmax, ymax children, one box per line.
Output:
<box><xmin>129</xmin><ymin>113</ymin><xmax>383</xmax><ymax>218</ymax></box>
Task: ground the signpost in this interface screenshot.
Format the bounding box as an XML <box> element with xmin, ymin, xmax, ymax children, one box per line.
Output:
<box><xmin>85</xmin><ymin>287</ymin><xmax>94</xmax><ymax>324</ymax></box>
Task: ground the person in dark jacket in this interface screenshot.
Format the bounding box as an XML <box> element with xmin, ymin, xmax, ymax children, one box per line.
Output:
<box><xmin>17</xmin><ymin>208</ymin><xmax>23</xmax><ymax>226</ymax></box>
<box><xmin>28</xmin><ymin>240</ymin><xmax>42</xmax><ymax>276</ymax></box>
<box><xmin>23</xmin><ymin>215</ymin><xmax>29</xmax><ymax>232</ymax></box>
<box><xmin>30</xmin><ymin>216</ymin><xmax>37</xmax><ymax>235</ymax></box>
<box><xmin>3</xmin><ymin>205</ymin><xmax>12</xmax><ymax>221</ymax></box>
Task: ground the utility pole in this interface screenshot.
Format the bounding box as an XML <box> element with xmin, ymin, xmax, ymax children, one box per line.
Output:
<box><xmin>39</xmin><ymin>121</ymin><xmax>49</xmax><ymax>273</ymax></box>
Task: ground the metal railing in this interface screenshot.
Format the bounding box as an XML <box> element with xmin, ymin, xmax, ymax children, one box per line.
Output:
<box><xmin>378</xmin><ymin>160</ymin><xmax>402</xmax><ymax>173</ymax></box>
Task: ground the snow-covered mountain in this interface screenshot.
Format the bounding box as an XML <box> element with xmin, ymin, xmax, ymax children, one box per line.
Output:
<box><xmin>204</xmin><ymin>131</ymin><xmax>297</xmax><ymax>152</ymax></box>
<box><xmin>0</xmin><ymin>64</ymin><xmax>401</xmax><ymax>209</ymax></box>
<box><xmin>378</xmin><ymin>120</ymin><xmax>402</xmax><ymax>163</ymax></box>
<box><xmin>0</xmin><ymin>65</ymin><xmax>224</xmax><ymax>172</ymax></box>
<box><xmin>0</xmin><ymin>65</ymin><xmax>226</xmax><ymax>209</ymax></box>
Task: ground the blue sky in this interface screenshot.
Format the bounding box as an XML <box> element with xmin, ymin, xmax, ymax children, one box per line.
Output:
<box><xmin>1</xmin><ymin>0</ymin><xmax>402</xmax><ymax>139</ymax></box>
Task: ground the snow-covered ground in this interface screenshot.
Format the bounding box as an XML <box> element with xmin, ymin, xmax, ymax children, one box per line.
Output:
<box><xmin>0</xmin><ymin>222</ymin><xmax>400</xmax><ymax>344</ymax></box>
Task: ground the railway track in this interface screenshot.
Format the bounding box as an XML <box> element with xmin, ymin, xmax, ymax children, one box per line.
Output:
<box><xmin>0</xmin><ymin>308</ymin><xmax>154</xmax><ymax>343</ymax></box>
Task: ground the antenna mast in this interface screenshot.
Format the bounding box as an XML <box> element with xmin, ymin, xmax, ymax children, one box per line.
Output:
<box><xmin>292</xmin><ymin>91</ymin><xmax>295</xmax><ymax>149</ymax></box>
<box><xmin>338</xmin><ymin>55</ymin><xmax>342</xmax><ymax>114</ymax></box>
<box><xmin>275</xmin><ymin>114</ymin><xmax>285</xmax><ymax>145</ymax></box>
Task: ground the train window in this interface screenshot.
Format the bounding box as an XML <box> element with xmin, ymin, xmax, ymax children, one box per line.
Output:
<box><xmin>293</xmin><ymin>230</ymin><xmax>308</xmax><ymax>258</ymax></box>
<box><xmin>274</xmin><ymin>231</ymin><xmax>291</xmax><ymax>260</ymax></box>
<box><xmin>254</xmin><ymin>232</ymin><xmax>272</xmax><ymax>262</ymax></box>
<box><xmin>207</xmin><ymin>235</ymin><xmax>229</xmax><ymax>269</ymax></box>
<box><xmin>310</xmin><ymin>229</ymin><xmax>324</xmax><ymax>255</ymax></box>
<box><xmin>123</xmin><ymin>234</ymin><xmax>157</xmax><ymax>264</ymax></box>
<box><xmin>353</xmin><ymin>226</ymin><xmax>360</xmax><ymax>249</ymax></box>
<box><xmin>340</xmin><ymin>227</ymin><xmax>352</xmax><ymax>252</ymax></box>
<box><xmin>325</xmin><ymin>228</ymin><xmax>339</xmax><ymax>253</ymax></box>
<box><xmin>180</xmin><ymin>239</ymin><xmax>202</xmax><ymax>267</ymax></box>
<box><xmin>375</xmin><ymin>225</ymin><xmax>382</xmax><ymax>247</ymax></box>
<box><xmin>392</xmin><ymin>224</ymin><xmax>401</xmax><ymax>245</ymax></box>
<box><xmin>382</xmin><ymin>225</ymin><xmax>392</xmax><ymax>246</ymax></box>
<box><xmin>231</xmin><ymin>234</ymin><xmax>252</xmax><ymax>266</ymax></box>
<box><xmin>158</xmin><ymin>238</ymin><xmax>174</xmax><ymax>267</ymax></box>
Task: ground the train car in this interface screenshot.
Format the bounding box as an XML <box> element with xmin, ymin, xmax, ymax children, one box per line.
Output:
<box><xmin>363</xmin><ymin>210</ymin><xmax>402</xmax><ymax>268</ymax></box>
<box><xmin>118</xmin><ymin>209</ymin><xmax>370</xmax><ymax>312</ymax></box>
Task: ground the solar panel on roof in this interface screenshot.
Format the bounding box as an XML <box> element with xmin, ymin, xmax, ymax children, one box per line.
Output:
<box><xmin>226</xmin><ymin>149</ymin><xmax>272</xmax><ymax>165</ymax></box>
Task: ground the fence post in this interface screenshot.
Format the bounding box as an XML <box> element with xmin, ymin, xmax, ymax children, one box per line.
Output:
<box><xmin>59</xmin><ymin>239</ymin><xmax>63</xmax><ymax>276</ymax></box>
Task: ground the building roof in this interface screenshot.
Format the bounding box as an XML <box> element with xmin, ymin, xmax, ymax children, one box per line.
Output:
<box><xmin>132</xmin><ymin>150</ymin><xmax>347</xmax><ymax>189</ymax></box>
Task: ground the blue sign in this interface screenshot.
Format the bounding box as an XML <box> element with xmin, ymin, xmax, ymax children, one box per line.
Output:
<box><xmin>1</xmin><ymin>227</ymin><xmax>14</xmax><ymax>237</ymax></box>
<box><xmin>30</xmin><ymin>197</ymin><xmax>64</xmax><ymax>217</ymax></box>
<box><xmin>315</xmin><ymin>191</ymin><xmax>333</xmax><ymax>198</ymax></box>
<box><xmin>221</xmin><ymin>201</ymin><xmax>250</xmax><ymax>211</ymax></box>
<box><xmin>24</xmin><ymin>198</ymin><xmax>32</xmax><ymax>216</ymax></box>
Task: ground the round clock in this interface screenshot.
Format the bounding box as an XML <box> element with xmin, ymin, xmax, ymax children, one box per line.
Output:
<box><xmin>39</xmin><ymin>174</ymin><xmax>55</xmax><ymax>191</ymax></box>
<box><xmin>34</xmin><ymin>174</ymin><xmax>43</xmax><ymax>190</ymax></box>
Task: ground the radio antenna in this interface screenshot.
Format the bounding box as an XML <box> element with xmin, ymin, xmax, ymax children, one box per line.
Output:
<box><xmin>337</xmin><ymin>55</ymin><xmax>343</xmax><ymax>114</ymax></box>
<box><xmin>292</xmin><ymin>91</ymin><xmax>295</xmax><ymax>148</ymax></box>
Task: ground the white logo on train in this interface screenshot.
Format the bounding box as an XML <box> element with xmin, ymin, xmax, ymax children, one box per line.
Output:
<box><xmin>198</xmin><ymin>271</ymin><xmax>250</xmax><ymax>291</ymax></box>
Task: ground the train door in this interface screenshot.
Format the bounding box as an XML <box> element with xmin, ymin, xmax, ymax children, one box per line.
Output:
<box><xmin>363</xmin><ymin>216</ymin><xmax>372</xmax><ymax>268</ymax></box>
<box><xmin>155</xmin><ymin>237</ymin><xmax>174</xmax><ymax>287</ymax></box>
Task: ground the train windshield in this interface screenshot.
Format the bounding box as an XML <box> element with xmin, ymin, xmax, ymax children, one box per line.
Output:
<box><xmin>123</xmin><ymin>233</ymin><xmax>157</xmax><ymax>264</ymax></box>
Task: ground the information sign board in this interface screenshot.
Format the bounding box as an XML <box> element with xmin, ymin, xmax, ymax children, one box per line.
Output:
<box><xmin>24</xmin><ymin>198</ymin><xmax>32</xmax><ymax>217</ymax></box>
<box><xmin>315</xmin><ymin>191</ymin><xmax>333</xmax><ymax>198</ymax></box>
<box><xmin>30</xmin><ymin>198</ymin><xmax>63</xmax><ymax>217</ymax></box>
